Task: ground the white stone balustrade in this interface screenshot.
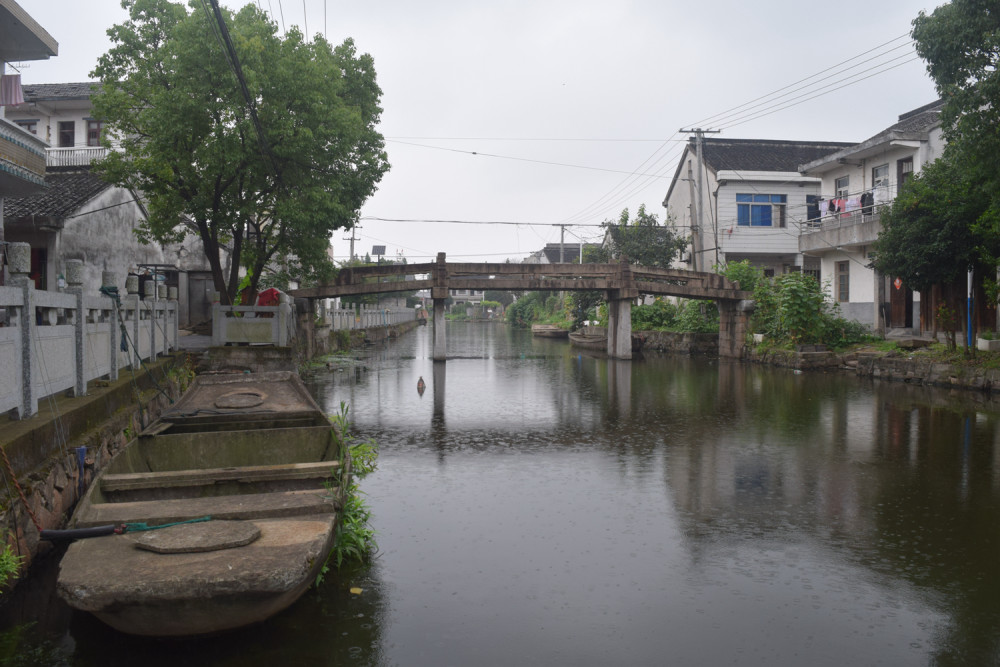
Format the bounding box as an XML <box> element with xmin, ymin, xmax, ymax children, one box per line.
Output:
<box><xmin>0</xmin><ymin>246</ymin><xmax>178</xmax><ymax>419</ymax></box>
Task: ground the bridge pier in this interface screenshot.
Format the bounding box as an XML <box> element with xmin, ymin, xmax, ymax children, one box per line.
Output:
<box><xmin>432</xmin><ymin>253</ymin><xmax>449</xmax><ymax>361</ymax></box>
<box><xmin>607</xmin><ymin>297</ymin><xmax>633</xmax><ymax>360</ymax></box>
<box><xmin>432</xmin><ymin>298</ymin><xmax>447</xmax><ymax>360</ymax></box>
<box><xmin>717</xmin><ymin>298</ymin><xmax>752</xmax><ymax>358</ymax></box>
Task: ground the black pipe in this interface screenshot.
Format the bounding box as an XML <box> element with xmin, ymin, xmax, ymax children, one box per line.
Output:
<box><xmin>39</xmin><ymin>525</ymin><xmax>118</xmax><ymax>542</ymax></box>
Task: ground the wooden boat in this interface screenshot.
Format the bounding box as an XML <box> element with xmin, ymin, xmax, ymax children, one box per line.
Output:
<box><xmin>54</xmin><ymin>371</ymin><xmax>348</xmax><ymax>637</ymax></box>
<box><xmin>569</xmin><ymin>330</ymin><xmax>607</xmax><ymax>351</ymax></box>
<box><xmin>531</xmin><ymin>324</ymin><xmax>569</xmax><ymax>338</ymax></box>
<box><xmin>568</xmin><ymin>327</ymin><xmax>644</xmax><ymax>354</ymax></box>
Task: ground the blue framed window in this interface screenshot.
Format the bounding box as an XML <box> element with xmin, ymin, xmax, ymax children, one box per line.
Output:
<box><xmin>737</xmin><ymin>194</ymin><xmax>787</xmax><ymax>227</ymax></box>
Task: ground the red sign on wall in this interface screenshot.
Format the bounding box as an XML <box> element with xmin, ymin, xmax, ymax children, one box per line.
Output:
<box><xmin>894</xmin><ymin>277</ymin><xmax>903</xmax><ymax>290</ymax></box>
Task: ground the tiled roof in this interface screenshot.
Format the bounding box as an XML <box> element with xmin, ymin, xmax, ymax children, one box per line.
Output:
<box><xmin>20</xmin><ymin>82</ymin><xmax>99</xmax><ymax>101</ymax></box>
<box><xmin>699</xmin><ymin>138</ymin><xmax>856</xmax><ymax>173</ymax></box>
<box><xmin>858</xmin><ymin>100</ymin><xmax>943</xmax><ymax>144</ymax></box>
<box><xmin>3</xmin><ymin>169</ymin><xmax>111</xmax><ymax>220</ymax></box>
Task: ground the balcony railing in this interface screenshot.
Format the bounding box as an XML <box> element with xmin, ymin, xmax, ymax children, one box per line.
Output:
<box><xmin>46</xmin><ymin>146</ymin><xmax>108</xmax><ymax>167</ymax></box>
<box><xmin>0</xmin><ymin>118</ymin><xmax>47</xmax><ymax>194</ymax></box>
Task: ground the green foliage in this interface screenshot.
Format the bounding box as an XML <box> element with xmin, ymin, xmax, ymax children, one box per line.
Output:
<box><xmin>317</xmin><ymin>403</ymin><xmax>378</xmax><ymax>582</ymax></box>
<box><xmin>631</xmin><ymin>299</ymin><xmax>679</xmax><ymax>330</ymax></box>
<box><xmin>480</xmin><ymin>300</ymin><xmax>502</xmax><ymax>310</ymax></box>
<box><xmin>0</xmin><ymin>539</ymin><xmax>22</xmax><ymax>589</ymax></box>
<box><xmin>484</xmin><ymin>290</ymin><xmax>514</xmax><ymax>307</ymax></box>
<box><xmin>872</xmin><ymin>152</ymin><xmax>985</xmax><ymax>293</ymax></box>
<box><xmin>92</xmin><ymin>0</ymin><xmax>389</xmax><ymax>303</ymax></box>
<box><xmin>775</xmin><ymin>273</ymin><xmax>825</xmax><ymax>343</ymax></box>
<box><xmin>674</xmin><ymin>300</ymin><xmax>719</xmax><ymax>333</ymax></box>
<box><xmin>600</xmin><ymin>205</ymin><xmax>688</xmax><ymax>269</ymax></box>
<box><xmin>719</xmin><ymin>260</ymin><xmax>765</xmax><ymax>295</ymax></box>
<box><xmin>911</xmin><ymin>2</ymin><xmax>1000</xmax><ymax>273</ymax></box>
<box><xmin>746</xmin><ymin>271</ymin><xmax>873</xmax><ymax>348</ymax></box>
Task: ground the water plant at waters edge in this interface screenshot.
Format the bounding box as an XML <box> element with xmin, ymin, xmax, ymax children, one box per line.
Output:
<box><xmin>317</xmin><ymin>403</ymin><xmax>379</xmax><ymax>584</ymax></box>
<box><xmin>0</xmin><ymin>537</ymin><xmax>23</xmax><ymax>591</ymax></box>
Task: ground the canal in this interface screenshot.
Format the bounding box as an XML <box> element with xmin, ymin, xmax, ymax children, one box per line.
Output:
<box><xmin>5</xmin><ymin>321</ymin><xmax>1000</xmax><ymax>665</ymax></box>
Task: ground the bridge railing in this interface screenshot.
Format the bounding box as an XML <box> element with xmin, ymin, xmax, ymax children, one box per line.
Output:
<box><xmin>324</xmin><ymin>305</ymin><xmax>417</xmax><ymax>330</ymax></box>
<box><xmin>211</xmin><ymin>299</ymin><xmax>295</xmax><ymax>346</ymax></box>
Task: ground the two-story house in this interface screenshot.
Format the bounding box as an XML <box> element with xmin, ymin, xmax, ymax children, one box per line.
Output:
<box><xmin>0</xmin><ymin>0</ymin><xmax>57</xmax><ymax>285</ymax></box>
<box><xmin>798</xmin><ymin>101</ymin><xmax>945</xmax><ymax>331</ymax></box>
<box><xmin>663</xmin><ymin>138</ymin><xmax>854</xmax><ymax>278</ymax></box>
<box><xmin>3</xmin><ymin>83</ymin><xmax>177</xmax><ymax>299</ymax></box>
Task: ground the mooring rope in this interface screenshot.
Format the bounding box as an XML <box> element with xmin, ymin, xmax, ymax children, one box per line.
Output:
<box><xmin>0</xmin><ymin>445</ymin><xmax>42</xmax><ymax>534</ymax></box>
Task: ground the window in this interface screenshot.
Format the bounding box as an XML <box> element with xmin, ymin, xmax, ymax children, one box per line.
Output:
<box><xmin>897</xmin><ymin>157</ymin><xmax>913</xmax><ymax>188</ymax></box>
<box><xmin>873</xmin><ymin>164</ymin><xmax>890</xmax><ymax>189</ymax></box>
<box><xmin>835</xmin><ymin>176</ymin><xmax>850</xmax><ymax>198</ymax></box>
<box><xmin>58</xmin><ymin>121</ymin><xmax>75</xmax><ymax>148</ymax></box>
<box><xmin>14</xmin><ymin>119</ymin><xmax>37</xmax><ymax>135</ymax></box>
<box><xmin>736</xmin><ymin>194</ymin><xmax>786</xmax><ymax>227</ymax></box>
<box><xmin>86</xmin><ymin>120</ymin><xmax>104</xmax><ymax>147</ymax></box>
<box><xmin>837</xmin><ymin>261</ymin><xmax>850</xmax><ymax>302</ymax></box>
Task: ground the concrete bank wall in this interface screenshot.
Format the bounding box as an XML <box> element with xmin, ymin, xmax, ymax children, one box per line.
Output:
<box><xmin>0</xmin><ymin>357</ymin><xmax>187</xmax><ymax>582</ymax></box>
<box><xmin>638</xmin><ymin>331</ymin><xmax>718</xmax><ymax>354</ymax></box>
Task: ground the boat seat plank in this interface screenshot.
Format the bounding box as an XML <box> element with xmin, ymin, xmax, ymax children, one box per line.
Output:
<box><xmin>101</xmin><ymin>461</ymin><xmax>341</xmax><ymax>492</ymax></box>
<box><xmin>75</xmin><ymin>488</ymin><xmax>340</xmax><ymax>528</ymax></box>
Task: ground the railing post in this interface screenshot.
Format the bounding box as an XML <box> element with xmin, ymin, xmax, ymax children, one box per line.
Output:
<box><xmin>9</xmin><ymin>243</ymin><xmax>36</xmax><ymax>419</ymax></box>
<box><xmin>103</xmin><ymin>271</ymin><xmax>119</xmax><ymax>381</ymax></box>
<box><xmin>168</xmin><ymin>286</ymin><xmax>178</xmax><ymax>352</ymax></box>
<box><xmin>211</xmin><ymin>292</ymin><xmax>223</xmax><ymax>346</ymax></box>
<box><xmin>66</xmin><ymin>259</ymin><xmax>86</xmax><ymax>397</ymax></box>
<box><xmin>126</xmin><ymin>275</ymin><xmax>141</xmax><ymax>368</ymax></box>
<box><xmin>144</xmin><ymin>279</ymin><xmax>157</xmax><ymax>359</ymax></box>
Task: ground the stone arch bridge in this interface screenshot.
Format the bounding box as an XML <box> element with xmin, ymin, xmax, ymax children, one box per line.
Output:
<box><xmin>289</xmin><ymin>253</ymin><xmax>753</xmax><ymax>360</ymax></box>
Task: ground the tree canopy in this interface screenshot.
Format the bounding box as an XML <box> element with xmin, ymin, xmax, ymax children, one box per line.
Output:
<box><xmin>872</xmin><ymin>151</ymin><xmax>986</xmax><ymax>293</ymax></box>
<box><xmin>92</xmin><ymin>0</ymin><xmax>389</xmax><ymax>302</ymax></box>
<box><xmin>911</xmin><ymin>1</ymin><xmax>1000</xmax><ymax>263</ymax></box>
<box><xmin>597</xmin><ymin>205</ymin><xmax>687</xmax><ymax>269</ymax></box>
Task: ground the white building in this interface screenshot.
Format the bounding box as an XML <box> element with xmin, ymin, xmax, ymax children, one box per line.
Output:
<box><xmin>798</xmin><ymin>101</ymin><xmax>945</xmax><ymax>330</ymax></box>
<box><xmin>0</xmin><ymin>0</ymin><xmax>57</xmax><ymax>283</ymax></box>
<box><xmin>663</xmin><ymin>137</ymin><xmax>854</xmax><ymax>277</ymax></box>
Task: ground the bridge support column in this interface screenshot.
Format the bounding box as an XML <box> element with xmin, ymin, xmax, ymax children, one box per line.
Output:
<box><xmin>431</xmin><ymin>252</ymin><xmax>449</xmax><ymax>361</ymax></box>
<box><xmin>432</xmin><ymin>298</ymin><xmax>447</xmax><ymax>360</ymax></box>
<box><xmin>718</xmin><ymin>298</ymin><xmax>752</xmax><ymax>358</ymax></box>
<box><xmin>607</xmin><ymin>297</ymin><xmax>633</xmax><ymax>360</ymax></box>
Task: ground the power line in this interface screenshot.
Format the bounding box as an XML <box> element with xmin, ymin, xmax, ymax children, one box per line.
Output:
<box><xmin>387</xmin><ymin>140</ymin><xmax>670</xmax><ymax>178</ymax></box>
<box><xmin>361</xmin><ymin>216</ymin><xmax>604</xmax><ymax>228</ymax></box>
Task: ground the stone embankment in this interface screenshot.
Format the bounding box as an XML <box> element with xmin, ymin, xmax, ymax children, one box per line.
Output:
<box><xmin>638</xmin><ymin>330</ymin><xmax>1000</xmax><ymax>395</ymax></box>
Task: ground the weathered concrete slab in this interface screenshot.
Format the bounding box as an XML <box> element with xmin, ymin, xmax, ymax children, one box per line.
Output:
<box><xmin>133</xmin><ymin>520</ymin><xmax>261</xmax><ymax>553</ymax></box>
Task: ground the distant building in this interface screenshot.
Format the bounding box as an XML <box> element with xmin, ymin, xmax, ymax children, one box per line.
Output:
<box><xmin>523</xmin><ymin>242</ymin><xmax>601</xmax><ymax>264</ymax></box>
<box><xmin>662</xmin><ymin>137</ymin><xmax>853</xmax><ymax>276</ymax></box>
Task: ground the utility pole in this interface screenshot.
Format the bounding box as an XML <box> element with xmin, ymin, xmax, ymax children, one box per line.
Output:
<box><xmin>559</xmin><ymin>225</ymin><xmax>565</xmax><ymax>263</ymax></box>
<box><xmin>344</xmin><ymin>225</ymin><xmax>361</xmax><ymax>262</ymax></box>
<box><xmin>679</xmin><ymin>128</ymin><xmax>720</xmax><ymax>272</ymax></box>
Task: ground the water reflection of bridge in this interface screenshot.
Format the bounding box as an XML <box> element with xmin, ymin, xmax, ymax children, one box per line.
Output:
<box><xmin>290</xmin><ymin>252</ymin><xmax>753</xmax><ymax>360</ymax></box>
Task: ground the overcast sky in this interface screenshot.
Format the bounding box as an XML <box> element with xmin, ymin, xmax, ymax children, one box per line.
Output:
<box><xmin>16</xmin><ymin>0</ymin><xmax>941</xmax><ymax>264</ymax></box>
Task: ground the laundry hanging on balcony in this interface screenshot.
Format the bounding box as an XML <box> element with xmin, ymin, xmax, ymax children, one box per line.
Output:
<box><xmin>0</xmin><ymin>74</ymin><xmax>24</xmax><ymax>106</ymax></box>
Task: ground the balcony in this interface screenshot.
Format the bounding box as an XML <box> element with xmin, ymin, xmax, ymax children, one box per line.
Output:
<box><xmin>799</xmin><ymin>209</ymin><xmax>883</xmax><ymax>252</ymax></box>
<box><xmin>46</xmin><ymin>146</ymin><xmax>108</xmax><ymax>168</ymax></box>
<box><xmin>0</xmin><ymin>117</ymin><xmax>47</xmax><ymax>196</ymax></box>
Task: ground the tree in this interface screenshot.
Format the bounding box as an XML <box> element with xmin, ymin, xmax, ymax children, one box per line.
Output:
<box><xmin>872</xmin><ymin>152</ymin><xmax>985</xmax><ymax>295</ymax></box>
<box><xmin>912</xmin><ymin>2</ymin><xmax>1000</xmax><ymax>258</ymax></box>
<box><xmin>599</xmin><ymin>205</ymin><xmax>688</xmax><ymax>269</ymax></box>
<box><xmin>92</xmin><ymin>0</ymin><xmax>389</xmax><ymax>303</ymax></box>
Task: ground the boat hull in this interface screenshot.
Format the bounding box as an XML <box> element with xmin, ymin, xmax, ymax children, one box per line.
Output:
<box><xmin>531</xmin><ymin>324</ymin><xmax>569</xmax><ymax>338</ymax></box>
<box><xmin>58</xmin><ymin>515</ymin><xmax>336</xmax><ymax>636</ymax></box>
<box><xmin>55</xmin><ymin>371</ymin><xmax>347</xmax><ymax>637</ymax></box>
